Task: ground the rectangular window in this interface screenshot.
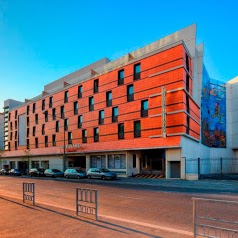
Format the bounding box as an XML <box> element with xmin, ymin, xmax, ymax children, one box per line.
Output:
<box><xmin>82</xmin><ymin>129</ymin><xmax>87</xmax><ymax>143</ymax></box>
<box><xmin>134</xmin><ymin>63</ymin><xmax>141</xmax><ymax>80</ymax></box>
<box><xmin>186</xmin><ymin>95</ymin><xmax>190</xmax><ymax>114</ymax></box>
<box><xmin>78</xmin><ymin>85</ymin><xmax>82</xmax><ymax>98</ymax></box>
<box><xmin>35</xmin><ymin>114</ymin><xmax>38</xmax><ymax>124</ymax></box>
<box><xmin>99</xmin><ymin>110</ymin><xmax>104</xmax><ymax>125</ymax></box>
<box><xmin>118</xmin><ymin>69</ymin><xmax>124</xmax><ymax>85</ymax></box>
<box><xmin>64</xmin><ymin>118</ymin><xmax>68</xmax><ymax>131</ymax></box>
<box><xmin>90</xmin><ymin>155</ymin><xmax>106</xmax><ymax>168</ymax></box>
<box><xmin>27</xmin><ymin>105</ymin><xmax>29</xmax><ymax>115</ymax></box>
<box><xmin>56</xmin><ymin>121</ymin><xmax>60</xmax><ymax>132</ymax></box>
<box><xmin>49</xmin><ymin>96</ymin><xmax>53</xmax><ymax>108</ymax></box>
<box><xmin>9</xmin><ymin>113</ymin><xmax>11</xmax><ymax>121</ymax></box>
<box><xmin>185</xmin><ymin>53</ymin><xmax>190</xmax><ymax>72</ymax></box>
<box><xmin>108</xmin><ymin>154</ymin><xmax>126</xmax><ymax>169</ymax></box>
<box><xmin>26</xmin><ymin>139</ymin><xmax>30</xmax><ymax>149</ymax></box>
<box><xmin>61</xmin><ymin>106</ymin><xmax>64</xmax><ymax>118</ymax></box>
<box><xmin>33</xmin><ymin>103</ymin><xmax>36</xmax><ymax>113</ymax></box>
<box><xmin>74</xmin><ymin>101</ymin><xmax>78</xmax><ymax>115</ymax></box>
<box><xmin>42</xmin><ymin>124</ymin><xmax>45</xmax><ymax>135</ymax></box>
<box><xmin>141</xmin><ymin>100</ymin><xmax>148</xmax><ymax>117</ymax></box>
<box><xmin>33</xmin><ymin>126</ymin><xmax>36</xmax><ymax>136</ymax></box>
<box><xmin>15</xmin><ymin>120</ymin><xmax>17</xmax><ymax>129</ymax></box>
<box><xmin>35</xmin><ymin>138</ymin><xmax>38</xmax><ymax>148</ymax></box>
<box><xmin>27</xmin><ymin>117</ymin><xmax>29</xmax><ymax>126</ymax></box>
<box><xmin>68</xmin><ymin>132</ymin><xmax>72</xmax><ymax>144</ymax></box>
<box><xmin>94</xmin><ymin>79</ymin><xmax>99</xmax><ymax>93</ymax></box>
<box><xmin>10</xmin><ymin>132</ymin><xmax>12</xmax><ymax>140</ymax></box>
<box><xmin>118</xmin><ymin>123</ymin><xmax>124</xmax><ymax>139</ymax></box>
<box><xmin>134</xmin><ymin>121</ymin><xmax>141</xmax><ymax>138</ymax></box>
<box><xmin>78</xmin><ymin>115</ymin><xmax>83</xmax><ymax>128</ymax></box>
<box><xmin>27</xmin><ymin>128</ymin><xmax>29</xmax><ymax>137</ymax></box>
<box><xmin>45</xmin><ymin>136</ymin><xmax>48</xmax><ymax>147</ymax></box>
<box><xmin>45</xmin><ymin>111</ymin><xmax>48</xmax><ymax>122</ymax></box>
<box><xmin>186</xmin><ymin>74</ymin><xmax>190</xmax><ymax>92</ymax></box>
<box><xmin>106</xmin><ymin>91</ymin><xmax>112</xmax><ymax>107</ymax></box>
<box><xmin>8</xmin><ymin>142</ymin><xmax>11</xmax><ymax>151</ymax></box>
<box><xmin>89</xmin><ymin>97</ymin><xmax>94</xmax><ymax>111</ymax></box>
<box><xmin>42</xmin><ymin>99</ymin><xmax>45</xmax><ymax>110</ymax></box>
<box><xmin>64</xmin><ymin>91</ymin><xmax>68</xmax><ymax>103</ymax></box>
<box><xmin>52</xmin><ymin>134</ymin><xmax>56</xmax><ymax>146</ymax></box>
<box><xmin>15</xmin><ymin>141</ymin><xmax>17</xmax><ymax>150</ymax></box>
<box><xmin>52</xmin><ymin>108</ymin><xmax>56</xmax><ymax>120</ymax></box>
<box><xmin>10</xmin><ymin>122</ymin><xmax>13</xmax><ymax>130</ymax></box>
<box><xmin>127</xmin><ymin>85</ymin><xmax>134</xmax><ymax>102</ymax></box>
<box><xmin>133</xmin><ymin>154</ymin><xmax>136</xmax><ymax>168</ymax></box>
<box><xmin>112</xmin><ymin>107</ymin><xmax>118</xmax><ymax>123</ymax></box>
<box><xmin>186</xmin><ymin>116</ymin><xmax>190</xmax><ymax>135</ymax></box>
<box><xmin>15</xmin><ymin>110</ymin><xmax>18</xmax><ymax>119</ymax></box>
<box><xmin>94</xmin><ymin>128</ymin><xmax>99</xmax><ymax>142</ymax></box>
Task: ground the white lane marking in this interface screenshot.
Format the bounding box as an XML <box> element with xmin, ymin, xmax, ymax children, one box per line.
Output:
<box><xmin>0</xmin><ymin>193</ymin><xmax>193</xmax><ymax>236</ymax></box>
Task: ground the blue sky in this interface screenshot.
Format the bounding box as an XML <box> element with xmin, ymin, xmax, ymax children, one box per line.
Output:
<box><xmin>0</xmin><ymin>0</ymin><xmax>237</xmax><ymax>111</ymax></box>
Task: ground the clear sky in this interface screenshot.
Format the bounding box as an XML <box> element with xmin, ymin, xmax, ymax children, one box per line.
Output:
<box><xmin>0</xmin><ymin>0</ymin><xmax>237</xmax><ymax>111</ymax></box>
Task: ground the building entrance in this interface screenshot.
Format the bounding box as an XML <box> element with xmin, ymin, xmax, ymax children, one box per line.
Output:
<box><xmin>140</xmin><ymin>149</ymin><xmax>165</xmax><ymax>176</ymax></box>
<box><xmin>68</xmin><ymin>156</ymin><xmax>86</xmax><ymax>170</ymax></box>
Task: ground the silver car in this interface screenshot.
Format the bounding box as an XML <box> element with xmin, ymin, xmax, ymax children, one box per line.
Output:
<box><xmin>87</xmin><ymin>168</ymin><xmax>117</xmax><ymax>180</ymax></box>
<box><xmin>64</xmin><ymin>169</ymin><xmax>86</xmax><ymax>179</ymax></box>
<box><xmin>44</xmin><ymin>169</ymin><xmax>64</xmax><ymax>178</ymax></box>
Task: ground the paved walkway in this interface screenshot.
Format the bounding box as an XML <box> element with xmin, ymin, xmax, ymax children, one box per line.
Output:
<box><xmin>0</xmin><ymin>195</ymin><xmax>191</xmax><ymax>238</ymax></box>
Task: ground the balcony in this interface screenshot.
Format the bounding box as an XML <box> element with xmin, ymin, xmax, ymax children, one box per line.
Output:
<box><xmin>106</xmin><ymin>99</ymin><xmax>112</xmax><ymax>107</ymax></box>
<box><xmin>118</xmin><ymin>132</ymin><xmax>124</xmax><ymax>139</ymax></box>
<box><xmin>141</xmin><ymin>109</ymin><xmax>148</xmax><ymax>117</ymax></box>
<box><xmin>134</xmin><ymin>130</ymin><xmax>141</xmax><ymax>138</ymax></box>
<box><xmin>127</xmin><ymin>94</ymin><xmax>134</xmax><ymax>102</ymax></box>
<box><xmin>112</xmin><ymin>116</ymin><xmax>118</xmax><ymax>123</ymax></box>
<box><xmin>94</xmin><ymin>135</ymin><xmax>99</xmax><ymax>142</ymax></box>
<box><xmin>99</xmin><ymin>118</ymin><xmax>104</xmax><ymax>125</ymax></box>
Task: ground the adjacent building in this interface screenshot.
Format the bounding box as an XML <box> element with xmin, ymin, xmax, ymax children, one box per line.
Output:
<box><xmin>1</xmin><ymin>24</ymin><xmax>237</xmax><ymax>179</ymax></box>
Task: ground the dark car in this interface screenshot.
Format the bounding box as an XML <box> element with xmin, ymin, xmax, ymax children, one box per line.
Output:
<box><xmin>64</xmin><ymin>169</ymin><xmax>86</xmax><ymax>179</ymax></box>
<box><xmin>44</xmin><ymin>169</ymin><xmax>64</xmax><ymax>178</ymax></box>
<box><xmin>29</xmin><ymin>168</ymin><xmax>45</xmax><ymax>177</ymax></box>
<box><xmin>0</xmin><ymin>169</ymin><xmax>9</xmax><ymax>175</ymax></box>
<box><xmin>87</xmin><ymin>168</ymin><xmax>117</xmax><ymax>180</ymax></box>
<box><xmin>9</xmin><ymin>169</ymin><xmax>21</xmax><ymax>176</ymax></box>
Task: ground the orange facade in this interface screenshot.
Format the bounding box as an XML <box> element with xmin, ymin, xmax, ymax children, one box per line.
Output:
<box><xmin>7</xmin><ymin>44</ymin><xmax>200</xmax><ymax>156</ymax></box>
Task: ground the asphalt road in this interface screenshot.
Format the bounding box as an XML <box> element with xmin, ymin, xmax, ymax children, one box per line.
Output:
<box><xmin>0</xmin><ymin>176</ymin><xmax>238</xmax><ymax>237</ymax></box>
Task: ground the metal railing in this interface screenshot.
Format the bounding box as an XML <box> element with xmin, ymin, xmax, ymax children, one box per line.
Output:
<box><xmin>76</xmin><ymin>188</ymin><xmax>98</xmax><ymax>220</ymax></box>
<box><xmin>23</xmin><ymin>182</ymin><xmax>35</xmax><ymax>205</ymax></box>
<box><xmin>192</xmin><ymin>197</ymin><xmax>238</xmax><ymax>238</ymax></box>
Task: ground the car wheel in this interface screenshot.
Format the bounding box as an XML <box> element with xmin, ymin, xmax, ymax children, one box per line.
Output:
<box><xmin>87</xmin><ymin>175</ymin><xmax>91</xmax><ymax>179</ymax></box>
<box><xmin>65</xmin><ymin>175</ymin><xmax>68</xmax><ymax>179</ymax></box>
<box><xmin>77</xmin><ymin>175</ymin><xmax>80</xmax><ymax>179</ymax></box>
<box><xmin>101</xmin><ymin>175</ymin><xmax>106</xmax><ymax>180</ymax></box>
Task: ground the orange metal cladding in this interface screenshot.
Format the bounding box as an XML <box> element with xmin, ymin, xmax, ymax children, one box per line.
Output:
<box><xmin>7</xmin><ymin>44</ymin><xmax>200</xmax><ymax>156</ymax></box>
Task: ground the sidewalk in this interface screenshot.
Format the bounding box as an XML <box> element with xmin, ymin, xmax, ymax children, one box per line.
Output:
<box><xmin>0</xmin><ymin>196</ymin><xmax>192</xmax><ymax>238</ymax></box>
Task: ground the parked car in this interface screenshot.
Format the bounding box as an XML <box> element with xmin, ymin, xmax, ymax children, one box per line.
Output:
<box><xmin>64</xmin><ymin>169</ymin><xmax>86</xmax><ymax>179</ymax></box>
<box><xmin>29</xmin><ymin>168</ymin><xmax>45</xmax><ymax>177</ymax></box>
<box><xmin>87</xmin><ymin>168</ymin><xmax>117</xmax><ymax>180</ymax></box>
<box><xmin>0</xmin><ymin>169</ymin><xmax>9</xmax><ymax>175</ymax></box>
<box><xmin>44</xmin><ymin>169</ymin><xmax>64</xmax><ymax>178</ymax></box>
<box><xmin>9</xmin><ymin>169</ymin><xmax>21</xmax><ymax>176</ymax></box>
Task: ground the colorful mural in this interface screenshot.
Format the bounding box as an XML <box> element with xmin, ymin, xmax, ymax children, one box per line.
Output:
<box><xmin>201</xmin><ymin>66</ymin><xmax>226</xmax><ymax>148</ymax></box>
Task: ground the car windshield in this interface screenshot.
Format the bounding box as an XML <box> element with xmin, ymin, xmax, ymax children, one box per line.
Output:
<box><xmin>76</xmin><ymin>170</ymin><xmax>85</xmax><ymax>173</ymax></box>
<box><xmin>100</xmin><ymin>168</ymin><xmax>110</xmax><ymax>172</ymax></box>
<box><xmin>52</xmin><ymin>169</ymin><xmax>61</xmax><ymax>172</ymax></box>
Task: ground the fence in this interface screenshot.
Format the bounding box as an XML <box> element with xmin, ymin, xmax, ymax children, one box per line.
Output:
<box><xmin>76</xmin><ymin>188</ymin><xmax>98</xmax><ymax>220</ymax></box>
<box><xmin>185</xmin><ymin>157</ymin><xmax>238</xmax><ymax>180</ymax></box>
<box><xmin>23</xmin><ymin>182</ymin><xmax>35</xmax><ymax>205</ymax></box>
<box><xmin>193</xmin><ymin>197</ymin><xmax>238</xmax><ymax>238</ymax></box>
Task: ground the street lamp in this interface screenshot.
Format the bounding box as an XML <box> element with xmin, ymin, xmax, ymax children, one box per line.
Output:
<box><xmin>44</xmin><ymin>111</ymin><xmax>67</xmax><ymax>172</ymax></box>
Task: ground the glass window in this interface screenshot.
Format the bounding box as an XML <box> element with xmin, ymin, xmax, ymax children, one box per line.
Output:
<box><xmin>108</xmin><ymin>154</ymin><xmax>126</xmax><ymax>169</ymax></box>
<box><xmin>134</xmin><ymin>121</ymin><xmax>141</xmax><ymax>138</ymax></box>
<box><xmin>78</xmin><ymin>85</ymin><xmax>82</xmax><ymax>98</ymax></box>
<box><xmin>91</xmin><ymin>155</ymin><xmax>106</xmax><ymax>168</ymax></box>
<box><xmin>61</xmin><ymin>106</ymin><xmax>64</xmax><ymax>118</ymax></box>
<box><xmin>141</xmin><ymin>100</ymin><xmax>148</xmax><ymax>117</ymax></box>
<box><xmin>74</xmin><ymin>101</ymin><xmax>78</xmax><ymax>115</ymax></box>
<box><xmin>94</xmin><ymin>128</ymin><xmax>99</xmax><ymax>142</ymax></box>
<box><xmin>49</xmin><ymin>96</ymin><xmax>53</xmax><ymax>108</ymax></box>
<box><xmin>89</xmin><ymin>97</ymin><xmax>94</xmax><ymax>111</ymax></box>
<box><xmin>94</xmin><ymin>79</ymin><xmax>99</xmax><ymax>93</ymax></box>
<box><xmin>52</xmin><ymin>134</ymin><xmax>56</xmax><ymax>146</ymax></box>
<box><xmin>118</xmin><ymin>123</ymin><xmax>124</xmax><ymax>139</ymax></box>
<box><xmin>68</xmin><ymin>132</ymin><xmax>72</xmax><ymax>144</ymax></box>
<box><xmin>99</xmin><ymin>110</ymin><xmax>104</xmax><ymax>125</ymax></box>
<box><xmin>52</xmin><ymin>108</ymin><xmax>56</xmax><ymax>120</ymax></box>
<box><xmin>134</xmin><ymin>63</ymin><xmax>141</xmax><ymax>80</ymax></box>
<box><xmin>33</xmin><ymin>103</ymin><xmax>36</xmax><ymax>113</ymax></box>
<box><xmin>118</xmin><ymin>69</ymin><xmax>124</xmax><ymax>85</ymax></box>
<box><xmin>42</xmin><ymin>99</ymin><xmax>45</xmax><ymax>110</ymax></box>
<box><xmin>64</xmin><ymin>91</ymin><xmax>68</xmax><ymax>103</ymax></box>
<box><xmin>127</xmin><ymin>85</ymin><xmax>134</xmax><ymax>102</ymax></box>
<box><xmin>78</xmin><ymin>115</ymin><xmax>83</xmax><ymax>128</ymax></box>
<box><xmin>112</xmin><ymin>107</ymin><xmax>118</xmax><ymax>123</ymax></box>
<box><xmin>106</xmin><ymin>91</ymin><xmax>112</xmax><ymax>107</ymax></box>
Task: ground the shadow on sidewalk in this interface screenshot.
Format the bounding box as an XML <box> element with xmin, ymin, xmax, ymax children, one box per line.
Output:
<box><xmin>35</xmin><ymin>204</ymin><xmax>161</xmax><ymax>238</ymax></box>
